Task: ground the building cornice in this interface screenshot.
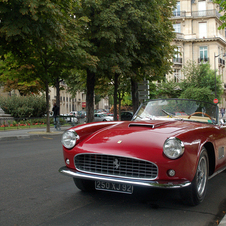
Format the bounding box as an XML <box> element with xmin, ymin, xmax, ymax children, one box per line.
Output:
<box><xmin>174</xmin><ymin>37</ymin><xmax>226</xmax><ymax>46</ymax></box>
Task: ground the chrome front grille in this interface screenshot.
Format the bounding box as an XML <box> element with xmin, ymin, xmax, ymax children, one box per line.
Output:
<box><xmin>74</xmin><ymin>154</ymin><xmax>158</xmax><ymax>180</ymax></box>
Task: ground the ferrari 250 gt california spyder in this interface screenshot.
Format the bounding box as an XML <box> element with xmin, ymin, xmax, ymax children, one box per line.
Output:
<box><xmin>59</xmin><ymin>99</ymin><xmax>226</xmax><ymax>206</ymax></box>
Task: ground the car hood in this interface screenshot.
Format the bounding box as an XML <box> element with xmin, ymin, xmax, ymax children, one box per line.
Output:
<box><xmin>76</xmin><ymin>120</ymin><xmax>205</xmax><ymax>159</ymax></box>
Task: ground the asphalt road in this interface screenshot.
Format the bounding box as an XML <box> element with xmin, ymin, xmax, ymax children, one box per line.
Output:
<box><xmin>0</xmin><ymin>135</ymin><xmax>226</xmax><ymax>226</ymax></box>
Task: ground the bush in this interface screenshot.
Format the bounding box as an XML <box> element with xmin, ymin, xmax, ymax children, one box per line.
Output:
<box><xmin>0</xmin><ymin>95</ymin><xmax>46</xmax><ymax>118</ymax></box>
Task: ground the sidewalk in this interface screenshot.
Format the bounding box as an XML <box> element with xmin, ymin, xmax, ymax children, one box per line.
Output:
<box><xmin>220</xmin><ymin>216</ymin><xmax>226</xmax><ymax>226</ymax></box>
<box><xmin>0</xmin><ymin>125</ymin><xmax>225</xmax><ymax>225</ymax></box>
<box><xmin>0</xmin><ymin>125</ymin><xmax>71</xmax><ymax>141</ymax></box>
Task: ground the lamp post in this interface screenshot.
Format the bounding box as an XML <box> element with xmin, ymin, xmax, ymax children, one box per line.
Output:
<box><xmin>214</xmin><ymin>52</ymin><xmax>226</xmax><ymax>99</ymax></box>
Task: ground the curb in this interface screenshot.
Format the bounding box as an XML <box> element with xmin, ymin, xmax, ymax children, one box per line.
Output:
<box><xmin>0</xmin><ymin>132</ymin><xmax>63</xmax><ymax>141</ymax></box>
<box><xmin>0</xmin><ymin>128</ymin><xmax>67</xmax><ymax>141</ymax></box>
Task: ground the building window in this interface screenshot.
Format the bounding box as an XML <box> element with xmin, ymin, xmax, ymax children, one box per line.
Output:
<box><xmin>199</xmin><ymin>22</ymin><xmax>207</xmax><ymax>38</ymax></box>
<box><xmin>173</xmin><ymin>23</ymin><xmax>181</xmax><ymax>33</ymax></box>
<box><xmin>198</xmin><ymin>1</ymin><xmax>206</xmax><ymax>16</ymax></box>
<box><xmin>173</xmin><ymin>2</ymin><xmax>180</xmax><ymax>17</ymax></box>
<box><xmin>199</xmin><ymin>46</ymin><xmax>208</xmax><ymax>62</ymax></box>
<box><xmin>173</xmin><ymin>47</ymin><xmax>182</xmax><ymax>63</ymax></box>
<box><xmin>174</xmin><ymin>69</ymin><xmax>181</xmax><ymax>83</ymax></box>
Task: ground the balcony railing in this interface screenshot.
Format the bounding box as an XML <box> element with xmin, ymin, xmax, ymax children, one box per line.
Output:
<box><xmin>172</xmin><ymin>11</ymin><xmax>187</xmax><ymax>17</ymax></box>
<box><xmin>172</xmin><ymin>9</ymin><xmax>221</xmax><ymax>19</ymax></box>
<box><xmin>192</xmin><ymin>9</ymin><xmax>221</xmax><ymax>18</ymax></box>
<box><xmin>198</xmin><ymin>57</ymin><xmax>209</xmax><ymax>63</ymax></box>
<box><xmin>218</xmin><ymin>58</ymin><xmax>225</xmax><ymax>66</ymax></box>
<box><xmin>173</xmin><ymin>58</ymin><xmax>183</xmax><ymax>64</ymax></box>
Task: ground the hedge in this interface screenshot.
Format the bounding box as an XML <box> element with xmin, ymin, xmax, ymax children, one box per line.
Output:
<box><xmin>0</xmin><ymin>95</ymin><xmax>46</xmax><ymax>118</ymax></box>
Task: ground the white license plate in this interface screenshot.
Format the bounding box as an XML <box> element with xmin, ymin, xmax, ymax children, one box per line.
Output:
<box><xmin>95</xmin><ymin>181</ymin><xmax>133</xmax><ymax>194</ymax></box>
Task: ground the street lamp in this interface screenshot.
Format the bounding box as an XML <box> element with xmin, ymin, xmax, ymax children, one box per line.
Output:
<box><xmin>214</xmin><ymin>52</ymin><xmax>226</xmax><ymax>98</ymax></box>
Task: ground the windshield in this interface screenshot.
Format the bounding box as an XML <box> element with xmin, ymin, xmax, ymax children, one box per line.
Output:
<box><xmin>133</xmin><ymin>99</ymin><xmax>219</xmax><ymax>124</ymax></box>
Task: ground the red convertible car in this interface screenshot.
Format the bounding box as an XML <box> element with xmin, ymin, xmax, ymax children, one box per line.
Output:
<box><xmin>59</xmin><ymin>98</ymin><xmax>226</xmax><ymax>206</ymax></box>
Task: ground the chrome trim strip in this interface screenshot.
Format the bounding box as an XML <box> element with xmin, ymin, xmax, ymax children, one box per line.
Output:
<box><xmin>208</xmin><ymin>166</ymin><xmax>226</xmax><ymax>180</ymax></box>
<box><xmin>59</xmin><ymin>166</ymin><xmax>191</xmax><ymax>189</ymax></box>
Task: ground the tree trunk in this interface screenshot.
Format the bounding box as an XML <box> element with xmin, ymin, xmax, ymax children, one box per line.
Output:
<box><xmin>45</xmin><ymin>80</ymin><xmax>50</xmax><ymax>132</ymax></box>
<box><xmin>131</xmin><ymin>77</ymin><xmax>139</xmax><ymax>114</ymax></box>
<box><xmin>118</xmin><ymin>95</ymin><xmax>122</xmax><ymax>121</ymax></box>
<box><xmin>113</xmin><ymin>74</ymin><xmax>119</xmax><ymax>121</ymax></box>
<box><xmin>86</xmin><ymin>70</ymin><xmax>95</xmax><ymax>123</ymax></box>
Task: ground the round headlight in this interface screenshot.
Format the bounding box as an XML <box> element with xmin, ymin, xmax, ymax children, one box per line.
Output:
<box><xmin>163</xmin><ymin>137</ymin><xmax>184</xmax><ymax>159</ymax></box>
<box><xmin>61</xmin><ymin>130</ymin><xmax>79</xmax><ymax>149</ymax></box>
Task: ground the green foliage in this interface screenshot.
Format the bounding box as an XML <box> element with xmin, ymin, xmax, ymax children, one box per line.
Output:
<box><xmin>0</xmin><ymin>53</ymin><xmax>44</xmax><ymax>95</ymax></box>
<box><xmin>180</xmin><ymin>61</ymin><xmax>223</xmax><ymax>101</ymax></box>
<box><xmin>179</xmin><ymin>87</ymin><xmax>214</xmax><ymax>103</ymax></box>
<box><xmin>155</xmin><ymin>61</ymin><xmax>223</xmax><ymax>102</ymax></box>
<box><xmin>213</xmin><ymin>0</ymin><xmax>226</xmax><ymax>29</ymax></box>
<box><xmin>155</xmin><ymin>81</ymin><xmax>182</xmax><ymax>99</ymax></box>
<box><xmin>121</xmin><ymin>93</ymin><xmax>132</xmax><ymax>106</ymax></box>
<box><xmin>0</xmin><ymin>95</ymin><xmax>46</xmax><ymax>118</ymax></box>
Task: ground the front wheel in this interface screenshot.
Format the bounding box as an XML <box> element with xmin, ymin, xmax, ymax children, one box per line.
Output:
<box><xmin>180</xmin><ymin>147</ymin><xmax>209</xmax><ymax>206</ymax></box>
<box><xmin>73</xmin><ymin>178</ymin><xmax>95</xmax><ymax>192</ymax></box>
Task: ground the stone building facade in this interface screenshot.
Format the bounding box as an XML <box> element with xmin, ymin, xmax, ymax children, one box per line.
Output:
<box><xmin>169</xmin><ymin>0</ymin><xmax>226</xmax><ymax>106</ymax></box>
<box><xmin>49</xmin><ymin>81</ymin><xmax>110</xmax><ymax>114</ymax></box>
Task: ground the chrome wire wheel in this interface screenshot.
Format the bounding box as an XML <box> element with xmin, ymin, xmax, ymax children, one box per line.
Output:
<box><xmin>196</xmin><ymin>155</ymin><xmax>208</xmax><ymax>197</ymax></box>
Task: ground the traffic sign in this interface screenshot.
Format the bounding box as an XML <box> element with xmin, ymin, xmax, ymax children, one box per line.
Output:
<box><xmin>213</xmin><ymin>98</ymin><xmax>218</xmax><ymax>104</ymax></box>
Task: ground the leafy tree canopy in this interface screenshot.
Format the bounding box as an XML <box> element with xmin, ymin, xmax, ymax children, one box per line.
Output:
<box><xmin>155</xmin><ymin>61</ymin><xmax>223</xmax><ymax>103</ymax></box>
<box><xmin>0</xmin><ymin>53</ymin><xmax>44</xmax><ymax>95</ymax></box>
<box><xmin>213</xmin><ymin>0</ymin><xmax>226</xmax><ymax>29</ymax></box>
<box><xmin>0</xmin><ymin>0</ymin><xmax>98</xmax><ymax>131</ymax></box>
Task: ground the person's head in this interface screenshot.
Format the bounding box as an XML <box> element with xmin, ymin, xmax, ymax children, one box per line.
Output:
<box><xmin>54</xmin><ymin>103</ymin><xmax>57</xmax><ymax>107</ymax></box>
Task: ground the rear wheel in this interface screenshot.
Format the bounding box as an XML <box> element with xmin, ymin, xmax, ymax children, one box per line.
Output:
<box><xmin>180</xmin><ymin>147</ymin><xmax>209</xmax><ymax>206</ymax></box>
<box><xmin>73</xmin><ymin>178</ymin><xmax>95</xmax><ymax>192</ymax></box>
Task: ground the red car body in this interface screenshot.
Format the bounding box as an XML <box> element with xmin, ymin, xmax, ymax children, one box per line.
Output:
<box><xmin>59</xmin><ymin>99</ymin><xmax>226</xmax><ymax>206</ymax></box>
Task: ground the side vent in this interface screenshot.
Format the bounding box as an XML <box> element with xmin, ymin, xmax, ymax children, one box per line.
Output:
<box><xmin>218</xmin><ymin>147</ymin><xmax>225</xmax><ymax>160</ymax></box>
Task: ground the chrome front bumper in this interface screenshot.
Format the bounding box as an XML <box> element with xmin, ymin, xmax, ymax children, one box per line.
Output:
<box><xmin>59</xmin><ymin>166</ymin><xmax>191</xmax><ymax>189</ymax></box>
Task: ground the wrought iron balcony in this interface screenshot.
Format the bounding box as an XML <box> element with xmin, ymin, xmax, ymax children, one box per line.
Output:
<box><xmin>192</xmin><ymin>9</ymin><xmax>221</xmax><ymax>18</ymax></box>
<box><xmin>173</xmin><ymin>58</ymin><xmax>183</xmax><ymax>64</ymax></box>
<box><xmin>198</xmin><ymin>57</ymin><xmax>209</xmax><ymax>63</ymax></box>
<box><xmin>218</xmin><ymin>58</ymin><xmax>225</xmax><ymax>66</ymax></box>
<box><xmin>171</xmin><ymin>9</ymin><xmax>221</xmax><ymax>19</ymax></box>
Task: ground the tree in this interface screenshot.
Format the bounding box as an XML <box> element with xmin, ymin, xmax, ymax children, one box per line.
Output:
<box><xmin>155</xmin><ymin>61</ymin><xmax>223</xmax><ymax>103</ymax></box>
<box><xmin>0</xmin><ymin>0</ymin><xmax>96</xmax><ymax>132</ymax></box>
<box><xmin>0</xmin><ymin>53</ymin><xmax>44</xmax><ymax>95</ymax></box>
<box><xmin>76</xmin><ymin>0</ymin><xmax>176</xmax><ymax>122</ymax></box>
<box><xmin>180</xmin><ymin>61</ymin><xmax>223</xmax><ymax>102</ymax></box>
<box><xmin>213</xmin><ymin>0</ymin><xmax>226</xmax><ymax>29</ymax></box>
<box><xmin>155</xmin><ymin>80</ymin><xmax>182</xmax><ymax>99</ymax></box>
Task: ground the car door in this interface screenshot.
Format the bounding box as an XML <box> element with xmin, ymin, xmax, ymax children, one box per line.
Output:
<box><xmin>214</xmin><ymin>123</ymin><xmax>226</xmax><ymax>170</ymax></box>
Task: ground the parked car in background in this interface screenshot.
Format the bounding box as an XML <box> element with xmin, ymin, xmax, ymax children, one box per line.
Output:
<box><xmin>60</xmin><ymin>98</ymin><xmax>226</xmax><ymax>206</ymax></box>
<box><xmin>94</xmin><ymin>113</ymin><xmax>113</xmax><ymax>122</ymax></box>
<box><xmin>77</xmin><ymin>111</ymin><xmax>86</xmax><ymax>118</ymax></box>
<box><xmin>120</xmin><ymin>111</ymin><xmax>133</xmax><ymax>121</ymax></box>
<box><xmin>69</xmin><ymin>111</ymin><xmax>78</xmax><ymax>117</ymax></box>
<box><xmin>60</xmin><ymin>114</ymin><xmax>78</xmax><ymax>124</ymax></box>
